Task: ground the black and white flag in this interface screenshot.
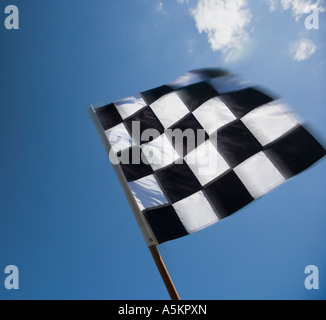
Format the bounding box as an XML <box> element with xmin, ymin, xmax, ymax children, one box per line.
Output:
<box><xmin>89</xmin><ymin>68</ymin><xmax>325</xmax><ymax>245</ymax></box>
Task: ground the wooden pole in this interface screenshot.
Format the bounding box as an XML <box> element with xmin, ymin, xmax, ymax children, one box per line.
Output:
<box><xmin>149</xmin><ymin>245</ymin><xmax>180</xmax><ymax>300</ymax></box>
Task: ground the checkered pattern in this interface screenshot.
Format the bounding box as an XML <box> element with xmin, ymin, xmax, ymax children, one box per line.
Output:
<box><xmin>93</xmin><ymin>68</ymin><xmax>325</xmax><ymax>244</ymax></box>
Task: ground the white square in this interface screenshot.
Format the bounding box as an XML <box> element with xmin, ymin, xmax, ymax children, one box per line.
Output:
<box><xmin>105</xmin><ymin>123</ymin><xmax>135</xmax><ymax>154</ymax></box>
<box><xmin>241</xmin><ymin>100</ymin><xmax>298</xmax><ymax>146</ymax></box>
<box><xmin>185</xmin><ymin>140</ymin><xmax>230</xmax><ymax>186</ymax></box>
<box><xmin>209</xmin><ymin>75</ymin><xmax>251</xmax><ymax>94</ymax></box>
<box><xmin>114</xmin><ymin>94</ymin><xmax>147</xmax><ymax>119</ymax></box>
<box><xmin>173</xmin><ymin>191</ymin><xmax>219</xmax><ymax>234</ymax></box>
<box><xmin>128</xmin><ymin>175</ymin><xmax>169</xmax><ymax>211</ymax></box>
<box><xmin>234</xmin><ymin>151</ymin><xmax>285</xmax><ymax>199</ymax></box>
<box><xmin>141</xmin><ymin>134</ymin><xmax>180</xmax><ymax>171</ymax></box>
<box><xmin>193</xmin><ymin>97</ymin><xmax>236</xmax><ymax>134</ymax></box>
<box><xmin>150</xmin><ymin>92</ymin><xmax>190</xmax><ymax>128</ymax></box>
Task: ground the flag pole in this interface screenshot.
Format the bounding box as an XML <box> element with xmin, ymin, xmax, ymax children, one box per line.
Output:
<box><xmin>88</xmin><ymin>106</ymin><xmax>180</xmax><ymax>300</ymax></box>
<box><xmin>149</xmin><ymin>245</ymin><xmax>180</xmax><ymax>300</ymax></box>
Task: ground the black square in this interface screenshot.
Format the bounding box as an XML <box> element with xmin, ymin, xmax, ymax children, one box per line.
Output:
<box><xmin>220</xmin><ymin>87</ymin><xmax>274</xmax><ymax>118</ymax></box>
<box><xmin>191</xmin><ymin>68</ymin><xmax>229</xmax><ymax>79</ymax></box>
<box><xmin>166</xmin><ymin>114</ymin><xmax>209</xmax><ymax>157</ymax></box>
<box><xmin>177</xmin><ymin>81</ymin><xmax>219</xmax><ymax>111</ymax></box>
<box><xmin>95</xmin><ymin>104</ymin><xmax>123</xmax><ymax>130</ymax></box>
<box><xmin>118</xmin><ymin>146</ymin><xmax>153</xmax><ymax>182</ymax></box>
<box><xmin>155</xmin><ymin>163</ymin><xmax>202</xmax><ymax>204</ymax></box>
<box><xmin>265</xmin><ymin>125</ymin><xmax>325</xmax><ymax>178</ymax></box>
<box><xmin>204</xmin><ymin>171</ymin><xmax>254</xmax><ymax>219</ymax></box>
<box><xmin>141</xmin><ymin>85</ymin><xmax>174</xmax><ymax>105</ymax></box>
<box><xmin>144</xmin><ymin>205</ymin><xmax>188</xmax><ymax>244</ymax></box>
<box><xmin>124</xmin><ymin>107</ymin><xmax>164</xmax><ymax>145</ymax></box>
<box><xmin>211</xmin><ymin>120</ymin><xmax>263</xmax><ymax>167</ymax></box>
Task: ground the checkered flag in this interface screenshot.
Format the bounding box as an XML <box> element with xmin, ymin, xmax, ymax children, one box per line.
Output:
<box><xmin>89</xmin><ymin>68</ymin><xmax>325</xmax><ymax>245</ymax></box>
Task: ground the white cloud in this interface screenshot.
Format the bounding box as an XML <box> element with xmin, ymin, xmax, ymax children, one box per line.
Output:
<box><xmin>282</xmin><ymin>0</ymin><xmax>315</xmax><ymax>20</ymax></box>
<box><xmin>156</xmin><ymin>1</ymin><xmax>168</xmax><ymax>14</ymax></box>
<box><xmin>190</xmin><ymin>0</ymin><xmax>252</xmax><ymax>61</ymax></box>
<box><xmin>265</xmin><ymin>0</ymin><xmax>278</xmax><ymax>11</ymax></box>
<box><xmin>289</xmin><ymin>38</ymin><xmax>316</xmax><ymax>61</ymax></box>
<box><xmin>178</xmin><ymin>0</ymin><xmax>322</xmax><ymax>62</ymax></box>
<box><xmin>279</xmin><ymin>0</ymin><xmax>324</xmax><ymax>20</ymax></box>
<box><xmin>263</xmin><ymin>0</ymin><xmax>325</xmax><ymax>19</ymax></box>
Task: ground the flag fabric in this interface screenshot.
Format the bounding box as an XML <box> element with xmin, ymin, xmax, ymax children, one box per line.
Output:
<box><xmin>90</xmin><ymin>68</ymin><xmax>325</xmax><ymax>245</ymax></box>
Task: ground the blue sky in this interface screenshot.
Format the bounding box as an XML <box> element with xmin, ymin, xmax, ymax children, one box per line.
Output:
<box><xmin>0</xmin><ymin>0</ymin><xmax>325</xmax><ymax>300</ymax></box>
